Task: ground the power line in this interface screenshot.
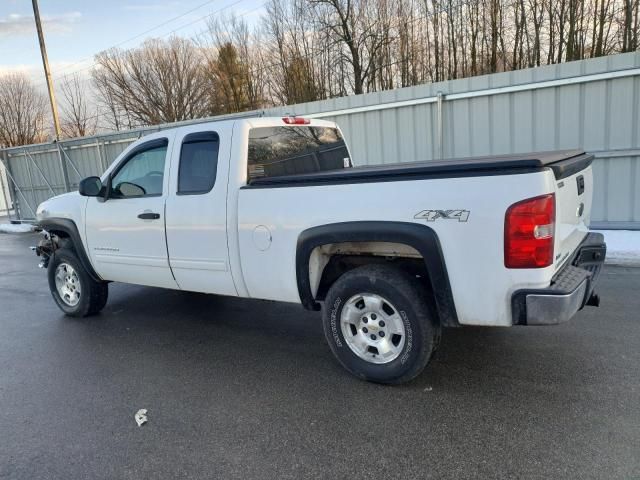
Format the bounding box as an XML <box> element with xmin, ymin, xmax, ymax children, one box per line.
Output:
<box><xmin>36</xmin><ymin>0</ymin><xmax>491</xmax><ymax>91</ymax></box>
<box><xmin>190</xmin><ymin>1</ymin><xmax>269</xmax><ymax>44</ymax></box>
<box><xmin>32</xmin><ymin>0</ymin><xmax>256</xmax><ymax>89</ymax></box>
<box><xmin>47</xmin><ymin>0</ymin><xmax>222</xmax><ymax>80</ymax></box>
<box><xmin>71</xmin><ymin>1</ymin><xmax>269</xmax><ymax>126</ymax></box>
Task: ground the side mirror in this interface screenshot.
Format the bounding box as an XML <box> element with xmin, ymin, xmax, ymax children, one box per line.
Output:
<box><xmin>79</xmin><ymin>176</ymin><xmax>103</xmax><ymax>197</ymax></box>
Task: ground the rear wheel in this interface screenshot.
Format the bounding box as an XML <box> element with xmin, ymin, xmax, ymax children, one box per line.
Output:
<box><xmin>48</xmin><ymin>248</ymin><xmax>108</xmax><ymax>317</ymax></box>
<box><xmin>322</xmin><ymin>264</ymin><xmax>440</xmax><ymax>384</ymax></box>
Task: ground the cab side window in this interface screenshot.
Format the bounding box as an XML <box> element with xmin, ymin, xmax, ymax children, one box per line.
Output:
<box><xmin>178</xmin><ymin>132</ymin><xmax>219</xmax><ymax>195</ymax></box>
<box><xmin>111</xmin><ymin>140</ymin><xmax>168</xmax><ymax>198</ymax></box>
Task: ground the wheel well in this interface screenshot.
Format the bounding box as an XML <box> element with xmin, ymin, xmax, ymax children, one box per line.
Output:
<box><xmin>316</xmin><ymin>254</ymin><xmax>434</xmax><ymax>302</ymax></box>
<box><xmin>39</xmin><ymin>219</ymin><xmax>102</xmax><ymax>282</ymax></box>
<box><xmin>296</xmin><ymin>222</ymin><xmax>459</xmax><ymax>326</ymax></box>
<box><xmin>47</xmin><ymin>229</ymin><xmax>73</xmax><ymax>250</ymax></box>
<box><xmin>48</xmin><ymin>229</ymin><xmax>69</xmax><ymax>238</ymax></box>
<box><xmin>311</xmin><ymin>242</ymin><xmax>437</xmax><ymax>323</ymax></box>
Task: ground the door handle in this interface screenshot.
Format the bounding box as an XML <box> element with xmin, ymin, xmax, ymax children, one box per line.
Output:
<box><xmin>138</xmin><ymin>212</ymin><xmax>160</xmax><ymax>220</ymax></box>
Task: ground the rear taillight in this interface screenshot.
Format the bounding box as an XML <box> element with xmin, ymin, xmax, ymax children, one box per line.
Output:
<box><xmin>282</xmin><ymin>116</ymin><xmax>310</xmax><ymax>125</ymax></box>
<box><xmin>504</xmin><ymin>194</ymin><xmax>555</xmax><ymax>268</ymax></box>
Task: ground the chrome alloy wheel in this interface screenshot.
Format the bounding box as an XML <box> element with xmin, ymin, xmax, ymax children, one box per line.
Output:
<box><xmin>54</xmin><ymin>263</ymin><xmax>82</xmax><ymax>307</ymax></box>
<box><xmin>340</xmin><ymin>293</ymin><xmax>406</xmax><ymax>364</ymax></box>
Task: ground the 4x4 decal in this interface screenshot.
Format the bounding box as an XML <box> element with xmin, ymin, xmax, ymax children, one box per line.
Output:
<box><xmin>414</xmin><ymin>209</ymin><xmax>470</xmax><ymax>222</ymax></box>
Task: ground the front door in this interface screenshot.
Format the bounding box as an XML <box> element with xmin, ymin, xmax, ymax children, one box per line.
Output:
<box><xmin>85</xmin><ymin>134</ymin><xmax>178</xmax><ymax>289</ymax></box>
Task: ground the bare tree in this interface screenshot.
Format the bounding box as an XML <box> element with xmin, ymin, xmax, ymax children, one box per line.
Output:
<box><xmin>201</xmin><ymin>15</ymin><xmax>265</xmax><ymax>114</ymax></box>
<box><xmin>94</xmin><ymin>88</ymin><xmax>130</xmax><ymax>132</ymax></box>
<box><xmin>92</xmin><ymin>37</ymin><xmax>209</xmax><ymax>126</ymax></box>
<box><xmin>311</xmin><ymin>0</ymin><xmax>388</xmax><ymax>94</ymax></box>
<box><xmin>621</xmin><ymin>0</ymin><xmax>640</xmax><ymax>51</ymax></box>
<box><xmin>59</xmin><ymin>74</ymin><xmax>97</xmax><ymax>138</ymax></box>
<box><xmin>0</xmin><ymin>73</ymin><xmax>49</xmax><ymax>148</ymax></box>
<box><xmin>262</xmin><ymin>0</ymin><xmax>325</xmax><ymax>104</ymax></box>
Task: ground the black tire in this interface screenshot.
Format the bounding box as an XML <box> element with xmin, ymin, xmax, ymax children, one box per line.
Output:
<box><xmin>322</xmin><ymin>264</ymin><xmax>440</xmax><ymax>385</ymax></box>
<box><xmin>48</xmin><ymin>248</ymin><xmax>108</xmax><ymax>317</ymax></box>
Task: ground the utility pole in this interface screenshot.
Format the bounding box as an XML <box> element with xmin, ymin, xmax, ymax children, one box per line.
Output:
<box><xmin>32</xmin><ymin>0</ymin><xmax>62</xmax><ymax>140</ymax></box>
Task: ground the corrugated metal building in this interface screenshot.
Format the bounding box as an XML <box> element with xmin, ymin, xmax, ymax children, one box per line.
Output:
<box><xmin>2</xmin><ymin>51</ymin><xmax>639</xmax><ymax>228</ymax></box>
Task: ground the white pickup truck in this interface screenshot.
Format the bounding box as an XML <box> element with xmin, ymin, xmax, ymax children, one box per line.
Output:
<box><xmin>35</xmin><ymin>116</ymin><xmax>606</xmax><ymax>384</ymax></box>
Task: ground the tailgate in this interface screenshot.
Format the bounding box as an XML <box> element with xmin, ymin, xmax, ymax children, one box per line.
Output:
<box><xmin>550</xmin><ymin>153</ymin><xmax>594</xmax><ymax>270</ymax></box>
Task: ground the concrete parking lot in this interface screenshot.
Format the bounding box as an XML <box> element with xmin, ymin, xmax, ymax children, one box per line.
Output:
<box><xmin>1</xmin><ymin>231</ymin><xmax>639</xmax><ymax>480</ymax></box>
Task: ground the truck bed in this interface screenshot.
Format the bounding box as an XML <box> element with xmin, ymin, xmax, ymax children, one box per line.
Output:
<box><xmin>247</xmin><ymin>149</ymin><xmax>594</xmax><ymax>187</ymax></box>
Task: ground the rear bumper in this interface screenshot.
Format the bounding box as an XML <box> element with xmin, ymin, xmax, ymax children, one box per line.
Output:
<box><xmin>511</xmin><ymin>232</ymin><xmax>606</xmax><ymax>326</ymax></box>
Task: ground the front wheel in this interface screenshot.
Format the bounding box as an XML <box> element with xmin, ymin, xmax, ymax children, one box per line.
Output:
<box><xmin>48</xmin><ymin>248</ymin><xmax>108</xmax><ymax>317</ymax></box>
<box><xmin>322</xmin><ymin>264</ymin><xmax>440</xmax><ymax>384</ymax></box>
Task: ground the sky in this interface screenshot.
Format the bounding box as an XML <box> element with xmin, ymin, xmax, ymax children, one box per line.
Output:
<box><xmin>0</xmin><ymin>0</ymin><xmax>266</xmax><ymax>87</ymax></box>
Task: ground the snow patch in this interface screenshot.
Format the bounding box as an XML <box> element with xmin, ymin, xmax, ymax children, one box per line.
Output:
<box><xmin>0</xmin><ymin>223</ymin><xmax>35</xmax><ymax>234</ymax></box>
<box><xmin>593</xmin><ymin>230</ymin><xmax>640</xmax><ymax>266</ymax></box>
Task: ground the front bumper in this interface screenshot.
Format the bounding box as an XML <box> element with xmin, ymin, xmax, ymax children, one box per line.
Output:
<box><xmin>511</xmin><ymin>232</ymin><xmax>606</xmax><ymax>326</ymax></box>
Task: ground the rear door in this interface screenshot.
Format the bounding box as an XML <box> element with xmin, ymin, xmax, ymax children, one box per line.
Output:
<box><xmin>85</xmin><ymin>133</ymin><xmax>178</xmax><ymax>288</ymax></box>
<box><xmin>164</xmin><ymin>124</ymin><xmax>237</xmax><ymax>295</ymax></box>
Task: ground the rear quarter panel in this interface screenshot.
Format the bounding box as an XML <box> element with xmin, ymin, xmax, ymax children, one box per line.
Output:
<box><xmin>236</xmin><ymin>169</ymin><xmax>559</xmax><ymax>327</ymax></box>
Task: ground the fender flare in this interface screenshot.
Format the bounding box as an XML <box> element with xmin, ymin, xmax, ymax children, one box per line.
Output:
<box><xmin>38</xmin><ymin>218</ymin><xmax>102</xmax><ymax>282</ymax></box>
<box><xmin>295</xmin><ymin>221</ymin><xmax>459</xmax><ymax>327</ymax></box>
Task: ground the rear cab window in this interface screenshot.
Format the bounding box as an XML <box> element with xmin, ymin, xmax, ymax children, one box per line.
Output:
<box><xmin>247</xmin><ymin>126</ymin><xmax>351</xmax><ymax>183</ymax></box>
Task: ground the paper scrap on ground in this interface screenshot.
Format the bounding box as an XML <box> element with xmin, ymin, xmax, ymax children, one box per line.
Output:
<box><xmin>135</xmin><ymin>409</ymin><xmax>148</xmax><ymax>427</ymax></box>
<box><xmin>593</xmin><ymin>230</ymin><xmax>640</xmax><ymax>266</ymax></box>
<box><xmin>0</xmin><ymin>223</ymin><xmax>35</xmax><ymax>234</ymax></box>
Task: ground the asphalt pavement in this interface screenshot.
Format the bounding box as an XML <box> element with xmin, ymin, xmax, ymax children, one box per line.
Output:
<box><xmin>1</xmin><ymin>232</ymin><xmax>639</xmax><ymax>479</ymax></box>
